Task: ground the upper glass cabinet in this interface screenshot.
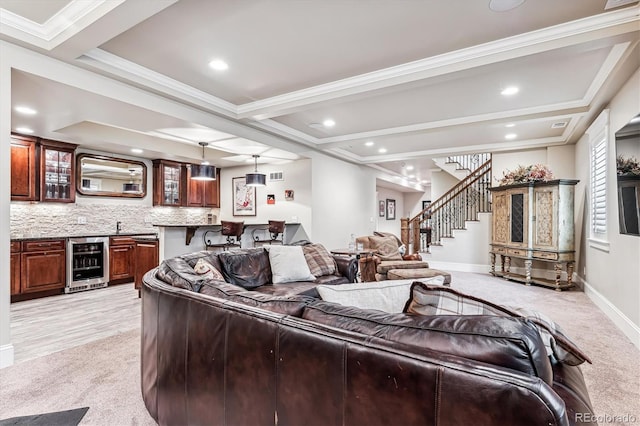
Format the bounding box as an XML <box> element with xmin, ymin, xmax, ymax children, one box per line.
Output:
<box><xmin>76</xmin><ymin>154</ymin><xmax>147</xmax><ymax>198</ymax></box>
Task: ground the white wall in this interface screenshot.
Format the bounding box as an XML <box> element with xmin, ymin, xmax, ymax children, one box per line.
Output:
<box><xmin>218</xmin><ymin>159</ymin><xmax>312</xmax><ymax>242</ymax></box>
<box><xmin>0</xmin><ymin>45</ymin><xmax>13</xmax><ymax>368</ymax></box>
<box><xmin>491</xmin><ymin>149</ymin><xmax>547</xmax><ymax>186</ymax></box>
<box><xmin>574</xmin><ymin>69</ymin><xmax>640</xmax><ymax>347</ymax></box>
<box><xmin>376</xmin><ymin>187</ymin><xmax>404</xmax><ymax>235</ymax></box>
<box><xmin>307</xmin><ymin>152</ymin><xmax>376</xmax><ymax>248</ymax></box>
<box><xmin>430</xmin><ymin>170</ymin><xmax>459</xmax><ymax>200</ymax></box>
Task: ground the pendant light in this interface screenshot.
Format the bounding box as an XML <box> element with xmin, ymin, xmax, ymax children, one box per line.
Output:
<box><xmin>245</xmin><ymin>154</ymin><xmax>266</xmax><ymax>186</ymax></box>
<box><xmin>191</xmin><ymin>142</ymin><xmax>216</xmax><ymax>181</ymax></box>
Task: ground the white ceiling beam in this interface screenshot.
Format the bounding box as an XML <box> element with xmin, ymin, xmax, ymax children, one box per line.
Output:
<box><xmin>236</xmin><ymin>8</ymin><xmax>639</xmax><ymax>120</ymax></box>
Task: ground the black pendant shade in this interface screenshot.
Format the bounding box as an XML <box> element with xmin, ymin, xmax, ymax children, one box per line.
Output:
<box><xmin>245</xmin><ymin>154</ymin><xmax>266</xmax><ymax>186</ymax></box>
<box><xmin>191</xmin><ymin>164</ymin><xmax>216</xmax><ymax>181</ymax></box>
<box><xmin>191</xmin><ymin>142</ymin><xmax>217</xmax><ymax>181</ymax></box>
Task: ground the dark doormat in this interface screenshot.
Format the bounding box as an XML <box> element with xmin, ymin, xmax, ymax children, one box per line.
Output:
<box><xmin>0</xmin><ymin>407</ymin><xmax>89</xmax><ymax>426</ymax></box>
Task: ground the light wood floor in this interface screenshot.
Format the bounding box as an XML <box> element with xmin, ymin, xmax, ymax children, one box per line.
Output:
<box><xmin>10</xmin><ymin>284</ymin><xmax>141</xmax><ymax>364</ymax></box>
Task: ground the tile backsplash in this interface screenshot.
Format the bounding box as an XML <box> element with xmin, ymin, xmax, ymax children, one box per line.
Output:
<box><xmin>10</xmin><ymin>202</ymin><xmax>219</xmax><ymax>238</ymax></box>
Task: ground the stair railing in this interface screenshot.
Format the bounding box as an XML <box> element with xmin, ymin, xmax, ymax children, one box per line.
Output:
<box><xmin>445</xmin><ymin>153</ymin><xmax>491</xmax><ymax>172</ymax></box>
<box><xmin>405</xmin><ymin>158</ymin><xmax>492</xmax><ymax>253</ymax></box>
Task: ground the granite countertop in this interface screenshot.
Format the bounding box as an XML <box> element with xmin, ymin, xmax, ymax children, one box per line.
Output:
<box><xmin>11</xmin><ymin>231</ymin><xmax>158</xmax><ymax>242</ymax></box>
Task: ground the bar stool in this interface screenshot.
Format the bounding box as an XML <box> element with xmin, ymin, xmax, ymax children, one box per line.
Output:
<box><xmin>204</xmin><ymin>221</ymin><xmax>245</xmax><ymax>251</ymax></box>
<box><xmin>252</xmin><ymin>220</ymin><xmax>285</xmax><ymax>247</ymax></box>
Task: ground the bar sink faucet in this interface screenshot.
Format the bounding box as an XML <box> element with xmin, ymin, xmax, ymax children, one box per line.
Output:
<box><xmin>116</xmin><ymin>221</ymin><xmax>122</xmax><ymax>234</ymax></box>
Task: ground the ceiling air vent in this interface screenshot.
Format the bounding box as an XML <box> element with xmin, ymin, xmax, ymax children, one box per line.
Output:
<box><xmin>604</xmin><ymin>0</ymin><xmax>638</xmax><ymax>10</ymax></box>
<box><xmin>269</xmin><ymin>171</ymin><xmax>284</xmax><ymax>181</ymax></box>
<box><xmin>551</xmin><ymin>122</ymin><xmax>568</xmax><ymax>129</ymax></box>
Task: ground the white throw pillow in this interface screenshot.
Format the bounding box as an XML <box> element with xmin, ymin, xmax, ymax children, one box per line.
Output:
<box><xmin>268</xmin><ymin>245</ymin><xmax>316</xmax><ymax>284</ymax></box>
<box><xmin>317</xmin><ymin>276</ymin><xmax>445</xmax><ymax>313</ymax></box>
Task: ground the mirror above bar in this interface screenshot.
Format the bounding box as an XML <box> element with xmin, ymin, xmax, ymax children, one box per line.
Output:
<box><xmin>76</xmin><ymin>154</ymin><xmax>147</xmax><ymax>198</ymax></box>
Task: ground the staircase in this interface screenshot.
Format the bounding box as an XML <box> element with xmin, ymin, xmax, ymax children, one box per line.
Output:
<box><xmin>403</xmin><ymin>154</ymin><xmax>493</xmax><ymax>271</ymax></box>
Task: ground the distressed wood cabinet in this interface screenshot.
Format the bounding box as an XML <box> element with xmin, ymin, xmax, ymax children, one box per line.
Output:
<box><xmin>134</xmin><ymin>238</ymin><xmax>159</xmax><ymax>294</ymax></box>
<box><xmin>489</xmin><ymin>179</ymin><xmax>579</xmax><ymax>291</ymax></box>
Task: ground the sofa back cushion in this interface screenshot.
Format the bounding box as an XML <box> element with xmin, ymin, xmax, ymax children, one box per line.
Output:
<box><xmin>218</xmin><ymin>248</ymin><xmax>272</xmax><ymax>289</ymax></box>
<box><xmin>404</xmin><ymin>282</ymin><xmax>591</xmax><ymax>366</ymax></box>
<box><xmin>367</xmin><ymin>235</ymin><xmax>403</xmax><ymax>261</ymax></box>
<box><xmin>302</xmin><ymin>243</ymin><xmax>337</xmax><ymax>276</ymax></box>
<box><xmin>302</xmin><ymin>301</ymin><xmax>553</xmax><ymax>384</ymax></box>
<box><xmin>199</xmin><ymin>281</ymin><xmax>312</xmax><ymax>317</ymax></box>
<box><xmin>157</xmin><ymin>255</ymin><xmax>217</xmax><ymax>292</ymax></box>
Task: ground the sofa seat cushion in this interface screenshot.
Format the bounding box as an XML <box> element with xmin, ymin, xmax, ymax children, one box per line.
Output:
<box><xmin>316</xmin><ymin>278</ymin><xmax>445</xmax><ymax>313</ymax></box>
<box><xmin>218</xmin><ymin>248</ymin><xmax>272</xmax><ymax>289</ymax></box>
<box><xmin>253</xmin><ymin>282</ymin><xmax>319</xmax><ymax>298</ymax></box>
<box><xmin>314</xmin><ymin>275</ymin><xmax>350</xmax><ymax>286</ymax></box>
<box><xmin>199</xmin><ymin>281</ymin><xmax>312</xmax><ymax>317</ymax></box>
<box><xmin>387</xmin><ymin>268</ymin><xmax>451</xmax><ymax>284</ymax></box>
<box><xmin>302</xmin><ymin>301</ymin><xmax>553</xmax><ymax>384</ymax></box>
<box><xmin>377</xmin><ymin>260</ymin><xmax>430</xmax><ymax>274</ymax></box>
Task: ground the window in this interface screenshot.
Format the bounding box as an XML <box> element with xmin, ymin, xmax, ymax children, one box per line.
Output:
<box><xmin>587</xmin><ymin>109</ymin><xmax>609</xmax><ymax>250</ymax></box>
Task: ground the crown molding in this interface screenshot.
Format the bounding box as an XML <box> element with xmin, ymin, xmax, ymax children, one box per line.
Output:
<box><xmin>331</xmin><ymin>136</ymin><xmax>567</xmax><ymax>165</ymax></box>
<box><xmin>0</xmin><ymin>0</ymin><xmax>123</xmax><ymax>49</ymax></box>
<box><xmin>316</xmin><ymin>104</ymin><xmax>589</xmax><ymax>145</ymax></box>
<box><xmin>80</xmin><ymin>48</ymin><xmax>239</xmax><ymax>117</ymax></box>
<box><xmin>236</xmin><ymin>7</ymin><xmax>640</xmax><ymax>120</ymax></box>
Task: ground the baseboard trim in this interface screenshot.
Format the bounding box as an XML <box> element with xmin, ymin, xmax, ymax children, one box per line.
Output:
<box><xmin>0</xmin><ymin>344</ymin><xmax>14</xmax><ymax>368</ymax></box>
<box><xmin>577</xmin><ymin>276</ymin><xmax>640</xmax><ymax>350</ymax></box>
<box><xmin>425</xmin><ymin>261</ymin><xmax>490</xmax><ymax>274</ymax></box>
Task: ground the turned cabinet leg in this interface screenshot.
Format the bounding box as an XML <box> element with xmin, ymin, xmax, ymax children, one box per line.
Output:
<box><xmin>490</xmin><ymin>253</ymin><xmax>496</xmax><ymax>275</ymax></box>
<box><xmin>500</xmin><ymin>255</ymin><xmax>506</xmax><ymax>273</ymax></box>
<box><xmin>554</xmin><ymin>263</ymin><xmax>562</xmax><ymax>291</ymax></box>
<box><xmin>504</xmin><ymin>256</ymin><xmax>511</xmax><ymax>276</ymax></box>
<box><xmin>524</xmin><ymin>260</ymin><xmax>532</xmax><ymax>285</ymax></box>
<box><xmin>567</xmin><ymin>262</ymin><xmax>575</xmax><ymax>287</ymax></box>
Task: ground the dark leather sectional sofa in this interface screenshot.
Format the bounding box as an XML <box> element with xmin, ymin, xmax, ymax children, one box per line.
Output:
<box><xmin>141</xmin><ymin>249</ymin><xmax>595</xmax><ymax>426</ymax></box>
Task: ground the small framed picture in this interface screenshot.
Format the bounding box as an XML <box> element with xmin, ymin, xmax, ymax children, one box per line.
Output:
<box><xmin>267</xmin><ymin>194</ymin><xmax>275</xmax><ymax>204</ymax></box>
<box><xmin>285</xmin><ymin>189</ymin><xmax>294</xmax><ymax>201</ymax></box>
<box><xmin>378</xmin><ymin>200</ymin><xmax>385</xmax><ymax>217</ymax></box>
<box><xmin>386</xmin><ymin>199</ymin><xmax>396</xmax><ymax>220</ymax></box>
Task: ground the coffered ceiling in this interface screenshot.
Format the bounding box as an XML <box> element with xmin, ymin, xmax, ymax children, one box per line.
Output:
<box><xmin>1</xmin><ymin>0</ymin><xmax>639</xmax><ymax>191</ymax></box>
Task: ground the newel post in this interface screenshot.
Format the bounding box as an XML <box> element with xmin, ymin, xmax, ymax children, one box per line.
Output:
<box><xmin>400</xmin><ymin>218</ymin><xmax>410</xmax><ymax>253</ymax></box>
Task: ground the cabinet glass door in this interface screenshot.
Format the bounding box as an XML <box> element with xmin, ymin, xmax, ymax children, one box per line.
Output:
<box><xmin>163</xmin><ymin>165</ymin><xmax>181</xmax><ymax>205</ymax></box>
<box><xmin>43</xmin><ymin>147</ymin><xmax>73</xmax><ymax>202</ymax></box>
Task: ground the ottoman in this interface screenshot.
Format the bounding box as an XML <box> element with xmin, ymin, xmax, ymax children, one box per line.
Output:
<box><xmin>387</xmin><ymin>268</ymin><xmax>452</xmax><ymax>286</ymax></box>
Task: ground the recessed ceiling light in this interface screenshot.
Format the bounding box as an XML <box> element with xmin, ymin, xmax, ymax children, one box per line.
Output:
<box><xmin>405</xmin><ymin>165</ymin><xmax>414</xmax><ymax>171</ymax></box>
<box><xmin>15</xmin><ymin>127</ymin><xmax>33</xmax><ymax>134</ymax></box>
<box><xmin>208</xmin><ymin>59</ymin><xmax>229</xmax><ymax>71</ymax></box>
<box><xmin>131</xmin><ymin>148</ymin><xmax>143</xmax><ymax>154</ymax></box>
<box><xmin>501</xmin><ymin>86</ymin><xmax>519</xmax><ymax>96</ymax></box>
<box><xmin>15</xmin><ymin>106</ymin><xmax>37</xmax><ymax>115</ymax></box>
<box><xmin>323</xmin><ymin>119</ymin><xmax>335</xmax><ymax>128</ymax></box>
<box><xmin>364</xmin><ymin>141</ymin><xmax>374</xmax><ymax>147</ymax></box>
<box><xmin>505</xmin><ymin>123</ymin><xmax>516</xmax><ymax>128</ymax></box>
<box><xmin>505</xmin><ymin>133</ymin><xmax>518</xmax><ymax>140</ymax></box>
<box><xmin>378</xmin><ymin>148</ymin><xmax>387</xmax><ymax>154</ymax></box>
<box><xmin>489</xmin><ymin>0</ymin><xmax>526</xmax><ymax>12</ymax></box>
<box><xmin>202</xmin><ymin>161</ymin><xmax>210</xmax><ymax>165</ymax></box>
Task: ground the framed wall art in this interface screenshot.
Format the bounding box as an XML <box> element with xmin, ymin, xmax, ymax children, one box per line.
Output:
<box><xmin>386</xmin><ymin>199</ymin><xmax>396</xmax><ymax>220</ymax></box>
<box><xmin>232</xmin><ymin>177</ymin><xmax>256</xmax><ymax>216</ymax></box>
<box><xmin>378</xmin><ymin>200</ymin><xmax>385</xmax><ymax>217</ymax></box>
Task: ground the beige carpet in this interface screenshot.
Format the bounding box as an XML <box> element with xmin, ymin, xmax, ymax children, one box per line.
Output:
<box><xmin>0</xmin><ymin>271</ymin><xmax>638</xmax><ymax>425</ymax></box>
